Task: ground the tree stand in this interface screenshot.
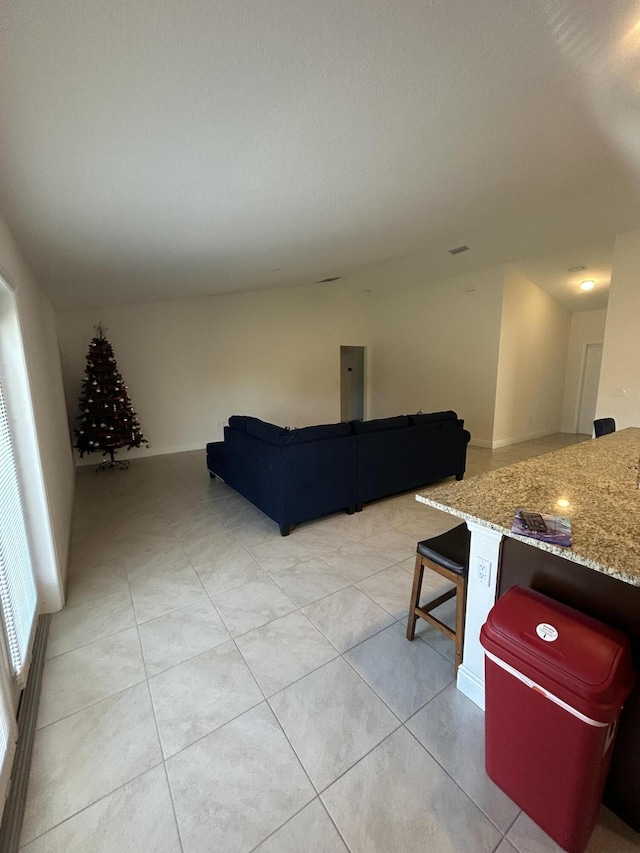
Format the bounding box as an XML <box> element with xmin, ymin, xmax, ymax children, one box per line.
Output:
<box><xmin>96</xmin><ymin>449</ymin><xmax>130</xmax><ymax>472</ymax></box>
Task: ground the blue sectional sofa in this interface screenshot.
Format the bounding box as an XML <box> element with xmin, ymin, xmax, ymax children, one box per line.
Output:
<box><xmin>206</xmin><ymin>411</ymin><xmax>470</xmax><ymax>535</ymax></box>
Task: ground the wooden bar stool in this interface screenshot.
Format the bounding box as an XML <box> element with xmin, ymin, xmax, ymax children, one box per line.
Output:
<box><xmin>406</xmin><ymin>523</ymin><xmax>470</xmax><ymax>672</ymax></box>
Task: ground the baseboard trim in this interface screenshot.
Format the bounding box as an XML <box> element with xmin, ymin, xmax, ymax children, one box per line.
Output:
<box><xmin>470</xmin><ymin>429</ymin><xmax>571</xmax><ymax>450</ymax></box>
<box><xmin>0</xmin><ymin>614</ymin><xmax>50</xmax><ymax>852</ymax></box>
<box><xmin>75</xmin><ymin>442</ymin><xmax>207</xmax><ymax>466</ymax></box>
<box><xmin>490</xmin><ymin>428</ymin><xmax>558</xmax><ymax>449</ymax></box>
<box><xmin>468</xmin><ymin>438</ymin><xmax>493</xmax><ymax>448</ymax></box>
<box><xmin>456</xmin><ymin>664</ymin><xmax>485</xmax><ymax>710</ymax></box>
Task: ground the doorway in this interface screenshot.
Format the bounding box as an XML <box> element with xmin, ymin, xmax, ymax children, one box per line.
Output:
<box><xmin>576</xmin><ymin>343</ymin><xmax>603</xmax><ymax>435</ymax></box>
<box><xmin>340</xmin><ymin>346</ymin><xmax>365</xmax><ymax>422</ymax></box>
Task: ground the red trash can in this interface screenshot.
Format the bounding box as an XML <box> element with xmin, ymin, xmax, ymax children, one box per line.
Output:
<box><xmin>480</xmin><ymin>586</ymin><xmax>635</xmax><ymax>853</ymax></box>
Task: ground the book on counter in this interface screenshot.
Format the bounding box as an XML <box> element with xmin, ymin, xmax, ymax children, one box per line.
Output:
<box><xmin>511</xmin><ymin>509</ymin><xmax>573</xmax><ymax>548</ymax></box>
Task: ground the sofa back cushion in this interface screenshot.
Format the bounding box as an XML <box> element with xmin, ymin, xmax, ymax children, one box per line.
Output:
<box><xmin>407</xmin><ymin>411</ymin><xmax>458</xmax><ymax>426</ymax></box>
<box><xmin>228</xmin><ymin>415</ymin><xmax>248</xmax><ymax>432</ymax></box>
<box><xmin>351</xmin><ymin>415</ymin><xmax>409</xmax><ymax>435</ymax></box>
<box><xmin>281</xmin><ymin>422</ymin><xmax>351</xmax><ymax>444</ymax></box>
<box><xmin>245</xmin><ymin>419</ymin><xmax>287</xmax><ymax>444</ymax></box>
<box><xmin>228</xmin><ymin>415</ymin><xmax>272</xmax><ymax>433</ymax></box>
<box><xmin>244</xmin><ymin>417</ymin><xmax>351</xmax><ymax>445</ymax></box>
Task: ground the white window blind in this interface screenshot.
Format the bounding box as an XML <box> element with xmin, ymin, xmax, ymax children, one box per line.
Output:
<box><xmin>0</xmin><ymin>378</ymin><xmax>37</xmax><ymax>682</ymax></box>
<box><xmin>0</xmin><ymin>642</ymin><xmax>16</xmax><ymax>808</ymax></box>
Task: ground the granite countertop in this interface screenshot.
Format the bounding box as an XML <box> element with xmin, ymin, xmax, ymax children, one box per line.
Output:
<box><xmin>416</xmin><ymin>427</ymin><xmax>640</xmax><ymax>587</ymax></box>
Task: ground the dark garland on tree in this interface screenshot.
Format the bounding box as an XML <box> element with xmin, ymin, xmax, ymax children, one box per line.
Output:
<box><xmin>74</xmin><ymin>323</ymin><xmax>149</xmax><ymax>471</ymax></box>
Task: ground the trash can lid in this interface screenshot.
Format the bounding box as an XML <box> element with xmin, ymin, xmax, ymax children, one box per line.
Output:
<box><xmin>480</xmin><ymin>586</ymin><xmax>635</xmax><ymax>721</ymax></box>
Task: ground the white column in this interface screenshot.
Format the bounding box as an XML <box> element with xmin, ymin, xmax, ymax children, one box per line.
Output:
<box><xmin>456</xmin><ymin>522</ymin><xmax>503</xmax><ymax>709</ymax></box>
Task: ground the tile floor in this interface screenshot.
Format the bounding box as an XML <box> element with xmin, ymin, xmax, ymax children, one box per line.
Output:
<box><xmin>19</xmin><ymin>434</ymin><xmax>640</xmax><ymax>852</ymax></box>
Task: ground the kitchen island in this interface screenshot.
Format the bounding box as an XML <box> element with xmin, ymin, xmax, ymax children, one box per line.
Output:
<box><xmin>416</xmin><ymin>427</ymin><xmax>640</xmax><ymax>830</ymax></box>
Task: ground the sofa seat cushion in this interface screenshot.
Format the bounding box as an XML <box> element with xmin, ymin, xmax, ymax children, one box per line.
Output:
<box><xmin>351</xmin><ymin>415</ymin><xmax>409</xmax><ymax>434</ymax></box>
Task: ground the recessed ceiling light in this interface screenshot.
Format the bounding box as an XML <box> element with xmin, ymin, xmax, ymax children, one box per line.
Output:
<box><xmin>580</xmin><ymin>280</ymin><xmax>595</xmax><ymax>291</ymax></box>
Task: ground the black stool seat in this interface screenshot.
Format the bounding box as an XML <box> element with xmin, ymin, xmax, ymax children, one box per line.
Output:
<box><xmin>594</xmin><ymin>417</ymin><xmax>616</xmax><ymax>438</ymax></box>
<box><xmin>407</xmin><ymin>522</ymin><xmax>470</xmax><ymax>672</ymax></box>
<box><xmin>417</xmin><ymin>524</ymin><xmax>470</xmax><ymax>575</ymax></box>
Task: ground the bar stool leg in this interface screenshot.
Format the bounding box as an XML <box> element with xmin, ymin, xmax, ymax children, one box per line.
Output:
<box><xmin>454</xmin><ymin>574</ymin><xmax>467</xmax><ymax>672</ymax></box>
<box><xmin>407</xmin><ymin>554</ymin><xmax>425</xmax><ymax>641</ymax></box>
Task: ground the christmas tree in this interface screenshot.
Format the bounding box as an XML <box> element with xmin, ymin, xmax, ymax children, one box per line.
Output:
<box><xmin>74</xmin><ymin>323</ymin><xmax>149</xmax><ymax>469</ymax></box>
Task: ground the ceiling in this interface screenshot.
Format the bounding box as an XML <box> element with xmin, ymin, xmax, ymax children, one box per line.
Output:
<box><xmin>2</xmin><ymin>0</ymin><xmax>640</xmax><ymax>311</ymax></box>
<box><xmin>513</xmin><ymin>239</ymin><xmax>614</xmax><ymax>312</ymax></box>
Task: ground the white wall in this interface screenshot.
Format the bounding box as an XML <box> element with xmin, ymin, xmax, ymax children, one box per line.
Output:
<box><xmin>56</xmin><ymin>249</ymin><xmax>579</xmax><ymax>461</ymax></box>
<box><xmin>56</xmin><ymin>257</ymin><xmax>511</xmax><ymax>456</ymax></box>
<box><xmin>57</xmin><ymin>281</ymin><xmax>371</xmax><ymax>460</ymax></box>
<box><xmin>596</xmin><ymin>229</ymin><xmax>640</xmax><ymax>428</ymax></box>
<box><xmin>0</xmin><ymin>217</ymin><xmax>74</xmax><ymax>611</ymax></box>
<box><xmin>350</xmin><ymin>258</ymin><xmax>505</xmax><ymax>446</ymax></box>
<box><xmin>560</xmin><ymin>308</ymin><xmax>607</xmax><ymax>433</ymax></box>
<box><xmin>493</xmin><ymin>268</ymin><xmax>570</xmax><ymax>447</ymax></box>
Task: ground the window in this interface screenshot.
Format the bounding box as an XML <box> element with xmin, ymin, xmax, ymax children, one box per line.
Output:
<box><xmin>0</xmin><ymin>377</ymin><xmax>37</xmax><ymax>683</ymax></box>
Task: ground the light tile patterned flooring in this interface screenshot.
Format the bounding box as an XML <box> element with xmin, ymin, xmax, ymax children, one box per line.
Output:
<box><xmin>20</xmin><ymin>434</ymin><xmax>640</xmax><ymax>852</ymax></box>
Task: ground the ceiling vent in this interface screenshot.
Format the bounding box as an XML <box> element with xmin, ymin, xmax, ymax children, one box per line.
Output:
<box><xmin>448</xmin><ymin>245</ymin><xmax>469</xmax><ymax>255</ymax></box>
<box><xmin>567</xmin><ymin>265</ymin><xmax>587</xmax><ymax>272</ymax></box>
<box><xmin>316</xmin><ymin>276</ymin><xmax>343</xmax><ymax>283</ymax></box>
